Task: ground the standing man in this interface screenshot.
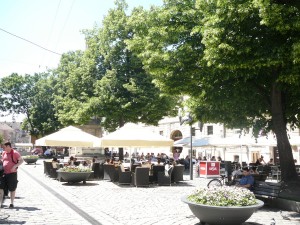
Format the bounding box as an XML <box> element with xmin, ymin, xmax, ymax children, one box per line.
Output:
<box><xmin>2</xmin><ymin>142</ymin><xmax>23</xmax><ymax>208</ymax></box>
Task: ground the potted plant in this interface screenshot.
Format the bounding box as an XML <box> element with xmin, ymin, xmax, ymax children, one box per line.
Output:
<box><xmin>181</xmin><ymin>186</ymin><xmax>264</xmax><ymax>225</ymax></box>
<box><xmin>57</xmin><ymin>166</ymin><xmax>93</xmax><ymax>183</ymax></box>
<box><xmin>22</xmin><ymin>155</ymin><xmax>39</xmax><ymax>164</ymax></box>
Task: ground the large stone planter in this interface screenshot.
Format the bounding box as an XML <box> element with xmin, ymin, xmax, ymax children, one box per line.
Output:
<box><xmin>57</xmin><ymin>171</ymin><xmax>93</xmax><ymax>184</ymax></box>
<box><xmin>23</xmin><ymin>158</ymin><xmax>38</xmax><ymax>164</ymax></box>
<box><xmin>181</xmin><ymin>195</ymin><xmax>264</xmax><ymax>225</ymax></box>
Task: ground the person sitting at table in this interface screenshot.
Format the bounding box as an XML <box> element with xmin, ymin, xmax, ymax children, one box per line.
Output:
<box><xmin>157</xmin><ymin>158</ymin><xmax>162</xmax><ymax>165</ymax></box>
<box><xmin>52</xmin><ymin>157</ymin><xmax>60</xmax><ymax>169</ymax></box>
<box><xmin>237</xmin><ymin>167</ymin><xmax>254</xmax><ymax>190</ymax></box>
<box><xmin>250</xmin><ymin>166</ymin><xmax>259</xmax><ymax>175</ymax></box>
<box><xmin>232</xmin><ymin>164</ymin><xmax>242</xmax><ymax>179</ymax></box>
<box><xmin>142</xmin><ymin>159</ymin><xmax>152</xmax><ymax>168</ymax></box>
<box><xmin>255</xmin><ymin>155</ymin><xmax>266</xmax><ymax>166</ymax></box>
<box><xmin>124</xmin><ymin>152</ymin><xmax>129</xmax><ymax>158</ymax></box>
<box><xmin>73</xmin><ymin>158</ymin><xmax>80</xmax><ymax>166</ymax></box>
<box><xmin>68</xmin><ymin>156</ymin><xmax>75</xmax><ymax>166</ymax></box>
<box><xmin>140</xmin><ymin>153</ymin><xmax>145</xmax><ymax>160</ymax></box>
<box><xmin>267</xmin><ymin>158</ymin><xmax>274</xmax><ymax>165</ymax></box>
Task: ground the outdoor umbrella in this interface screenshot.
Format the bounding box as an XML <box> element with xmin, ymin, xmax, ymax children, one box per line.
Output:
<box><xmin>35</xmin><ymin>126</ymin><xmax>101</xmax><ymax>147</ymax></box>
<box><xmin>100</xmin><ymin>123</ymin><xmax>174</xmax><ymax>147</ymax></box>
<box><xmin>173</xmin><ymin>137</ymin><xmax>195</xmax><ymax>147</ymax></box>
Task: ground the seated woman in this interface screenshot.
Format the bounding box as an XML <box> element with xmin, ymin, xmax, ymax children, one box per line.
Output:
<box><xmin>52</xmin><ymin>157</ymin><xmax>60</xmax><ymax>169</ymax></box>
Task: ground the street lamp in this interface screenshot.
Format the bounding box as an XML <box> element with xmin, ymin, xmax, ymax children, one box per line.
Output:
<box><xmin>179</xmin><ymin>109</ymin><xmax>194</xmax><ymax>180</ymax></box>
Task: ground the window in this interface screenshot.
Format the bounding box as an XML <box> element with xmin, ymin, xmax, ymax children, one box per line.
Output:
<box><xmin>207</xmin><ymin>126</ymin><xmax>213</xmax><ymax>135</ymax></box>
<box><xmin>159</xmin><ymin>131</ymin><xmax>163</xmax><ymax>136</ymax></box>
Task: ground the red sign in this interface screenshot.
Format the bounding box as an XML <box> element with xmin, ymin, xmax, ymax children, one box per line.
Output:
<box><xmin>206</xmin><ymin>162</ymin><xmax>220</xmax><ymax>176</ymax></box>
<box><xmin>199</xmin><ymin>161</ymin><xmax>220</xmax><ymax>177</ymax></box>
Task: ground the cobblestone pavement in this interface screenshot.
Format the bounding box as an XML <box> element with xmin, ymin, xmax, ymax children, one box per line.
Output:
<box><xmin>0</xmin><ymin>160</ymin><xmax>299</xmax><ymax>225</ymax></box>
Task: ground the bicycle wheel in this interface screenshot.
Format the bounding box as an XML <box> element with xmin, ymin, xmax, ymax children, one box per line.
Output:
<box><xmin>207</xmin><ymin>179</ymin><xmax>222</xmax><ymax>188</ymax></box>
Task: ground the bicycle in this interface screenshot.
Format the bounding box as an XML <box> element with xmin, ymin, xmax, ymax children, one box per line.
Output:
<box><xmin>207</xmin><ymin>175</ymin><xmax>237</xmax><ymax>187</ymax></box>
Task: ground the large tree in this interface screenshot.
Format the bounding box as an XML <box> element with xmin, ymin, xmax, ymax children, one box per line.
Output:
<box><xmin>0</xmin><ymin>73</ymin><xmax>61</xmax><ymax>138</ymax></box>
<box><xmin>53</xmin><ymin>0</ymin><xmax>176</xmax><ymax>131</ymax></box>
<box><xmin>128</xmin><ymin>0</ymin><xmax>300</xmax><ymax>182</ymax></box>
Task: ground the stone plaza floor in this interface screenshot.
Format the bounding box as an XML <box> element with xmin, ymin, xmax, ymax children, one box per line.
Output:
<box><xmin>0</xmin><ymin>160</ymin><xmax>299</xmax><ymax>225</ymax></box>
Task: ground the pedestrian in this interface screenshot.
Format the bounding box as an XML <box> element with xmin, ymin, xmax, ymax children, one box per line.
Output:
<box><xmin>2</xmin><ymin>142</ymin><xmax>24</xmax><ymax>208</ymax></box>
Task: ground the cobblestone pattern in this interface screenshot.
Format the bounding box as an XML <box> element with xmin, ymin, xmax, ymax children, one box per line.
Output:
<box><xmin>0</xmin><ymin>160</ymin><xmax>299</xmax><ymax>225</ymax></box>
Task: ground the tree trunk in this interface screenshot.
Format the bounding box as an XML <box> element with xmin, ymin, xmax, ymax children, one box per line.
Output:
<box><xmin>271</xmin><ymin>83</ymin><xmax>297</xmax><ymax>182</ymax></box>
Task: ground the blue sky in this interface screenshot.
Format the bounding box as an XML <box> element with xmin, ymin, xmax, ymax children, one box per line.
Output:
<box><xmin>0</xmin><ymin>0</ymin><xmax>162</xmax><ymax>78</ymax></box>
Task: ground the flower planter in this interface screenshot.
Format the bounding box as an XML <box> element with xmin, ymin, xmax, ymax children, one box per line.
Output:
<box><xmin>181</xmin><ymin>195</ymin><xmax>264</xmax><ymax>225</ymax></box>
<box><xmin>57</xmin><ymin>171</ymin><xmax>93</xmax><ymax>183</ymax></box>
<box><xmin>23</xmin><ymin>158</ymin><xmax>38</xmax><ymax>164</ymax></box>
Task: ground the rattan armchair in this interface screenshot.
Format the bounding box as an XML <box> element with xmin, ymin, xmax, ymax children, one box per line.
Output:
<box><xmin>171</xmin><ymin>165</ymin><xmax>185</xmax><ymax>183</ymax></box>
<box><xmin>118</xmin><ymin>165</ymin><xmax>131</xmax><ymax>185</ymax></box>
<box><xmin>158</xmin><ymin>166</ymin><xmax>173</xmax><ymax>186</ymax></box>
<box><xmin>133</xmin><ymin>167</ymin><xmax>150</xmax><ymax>187</ymax></box>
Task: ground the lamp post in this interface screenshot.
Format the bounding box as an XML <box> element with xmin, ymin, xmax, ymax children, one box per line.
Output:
<box><xmin>189</xmin><ymin>123</ymin><xmax>193</xmax><ymax>180</ymax></box>
<box><xmin>179</xmin><ymin>109</ymin><xmax>194</xmax><ymax>180</ymax></box>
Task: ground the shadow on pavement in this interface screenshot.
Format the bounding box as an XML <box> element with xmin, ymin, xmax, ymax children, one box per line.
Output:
<box><xmin>0</xmin><ymin>219</ymin><xmax>25</xmax><ymax>224</ymax></box>
<box><xmin>14</xmin><ymin>206</ymin><xmax>41</xmax><ymax>211</ymax></box>
<box><xmin>62</xmin><ymin>182</ymin><xmax>99</xmax><ymax>186</ymax></box>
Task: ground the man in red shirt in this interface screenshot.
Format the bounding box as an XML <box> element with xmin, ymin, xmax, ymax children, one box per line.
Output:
<box><xmin>2</xmin><ymin>142</ymin><xmax>23</xmax><ymax>208</ymax></box>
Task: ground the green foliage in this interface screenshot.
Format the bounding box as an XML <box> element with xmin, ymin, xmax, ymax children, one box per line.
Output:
<box><xmin>128</xmin><ymin>0</ymin><xmax>300</xmax><ymax>181</ymax></box>
<box><xmin>188</xmin><ymin>186</ymin><xmax>257</xmax><ymax>207</ymax></box>
<box><xmin>0</xmin><ymin>134</ymin><xmax>3</xmax><ymax>144</ymax></box>
<box><xmin>0</xmin><ymin>72</ymin><xmax>62</xmax><ymax>137</ymax></box>
<box><xmin>53</xmin><ymin>0</ymin><xmax>176</xmax><ymax>131</ymax></box>
<box><xmin>59</xmin><ymin>166</ymin><xmax>92</xmax><ymax>173</ymax></box>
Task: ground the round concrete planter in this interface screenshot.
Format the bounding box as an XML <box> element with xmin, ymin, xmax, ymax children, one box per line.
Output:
<box><xmin>57</xmin><ymin>171</ymin><xmax>93</xmax><ymax>183</ymax></box>
<box><xmin>23</xmin><ymin>158</ymin><xmax>38</xmax><ymax>164</ymax></box>
<box><xmin>181</xmin><ymin>195</ymin><xmax>264</xmax><ymax>225</ymax></box>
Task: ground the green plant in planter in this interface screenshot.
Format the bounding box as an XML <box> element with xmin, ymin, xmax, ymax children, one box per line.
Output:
<box><xmin>188</xmin><ymin>186</ymin><xmax>257</xmax><ymax>207</ymax></box>
<box><xmin>59</xmin><ymin>166</ymin><xmax>92</xmax><ymax>173</ymax></box>
<box><xmin>23</xmin><ymin>155</ymin><xmax>39</xmax><ymax>159</ymax></box>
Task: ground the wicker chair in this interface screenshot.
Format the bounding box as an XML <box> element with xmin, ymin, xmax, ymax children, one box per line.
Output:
<box><xmin>103</xmin><ymin>164</ymin><xmax>118</xmax><ymax>181</ymax></box>
<box><xmin>158</xmin><ymin>166</ymin><xmax>173</xmax><ymax>186</ymax></box>
<box><xmin>133</xmin><ymin>167</ymin><xmax>149</xmax><ymax>187</ymax></box>
<box><xmin>118</xmin><ymin>165</ymin><xmax>131</xmax><ymax>185</ymax></box>
<box><xmin>171</xmin><ymin>165</ymin><xmax>185</xmax><ymax>183</ymax></box>
<box><xmin>152</xmin><ymin>165</ymin><xmax>165</xmax><ymax>183</ymax></box>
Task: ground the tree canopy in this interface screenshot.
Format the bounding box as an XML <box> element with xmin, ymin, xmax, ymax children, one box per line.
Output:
<box><xmin>127</xmin><ymin>0</ymin><xmax>300</xmax><ymax>181</ymax></box>
<box><xmin>52</xmin><ymin>0</ymin><xmax>177</xmax><ymax>131</ymax></box>
<box><xmin>0</xmin><ymin>72</ymin><xmax>61</xmax><ymax>137</ymax></box>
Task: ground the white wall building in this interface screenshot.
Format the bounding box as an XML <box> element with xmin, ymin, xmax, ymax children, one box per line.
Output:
<box><xmin>146</xmin><ymin>117</ymin><xmax>300</xmax><ymax>164</ymax></box>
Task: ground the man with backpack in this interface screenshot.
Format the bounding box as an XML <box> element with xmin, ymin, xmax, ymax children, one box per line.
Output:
<box><xmin>2</xmin><ymin>142</ymin><xmax>23</xmax><ymax>208</ymax></box>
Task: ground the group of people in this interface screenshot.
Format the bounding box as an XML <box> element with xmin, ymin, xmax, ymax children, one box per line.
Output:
<box><xmin>0</xmin><ymin>142</ymin><xmax>24</xmax><ymax>209</ymax></box>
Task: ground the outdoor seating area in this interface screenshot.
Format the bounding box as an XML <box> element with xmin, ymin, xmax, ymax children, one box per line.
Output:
<box><xmin>43</xmin><ymin>157</ymin><xmax>186</xmax><ymax>187</ymax></box>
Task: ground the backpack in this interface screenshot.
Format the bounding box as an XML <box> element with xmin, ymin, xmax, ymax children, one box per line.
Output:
<box><xmin>10</xmin><ymin>149</ymin><xmax>19</xmax><ymax>164</ymax></box>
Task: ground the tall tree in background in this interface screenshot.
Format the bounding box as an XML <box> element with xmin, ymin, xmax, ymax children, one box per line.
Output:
<box><xmin>0</xmin><ymin>73</ymin><xmax>61</xmax><ymax>138</ymax></box>
<box><xmin>22</xmin><ymin>73</ymin><xmax>61</xmax><ymax>137</ymax></box>
<box><xmin>53</xmin><ymin>0</ymin><xmax>176</xmax><ymax>131</ymax></box>
<box><xmin>128</xmin><ymin>0</ymin><xmax>300</xmax><ymax>182</ymax></box>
